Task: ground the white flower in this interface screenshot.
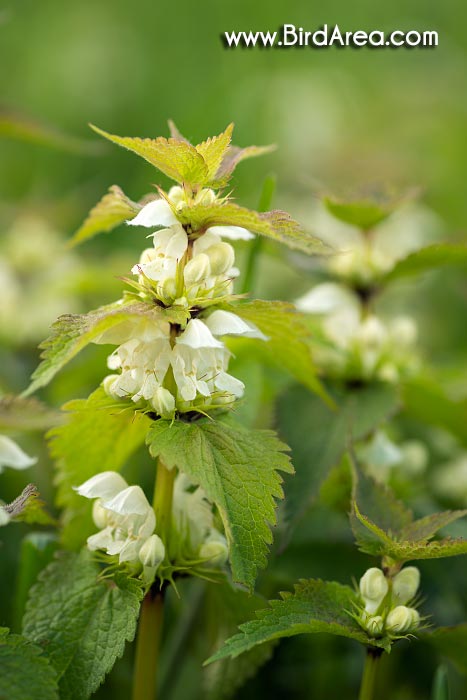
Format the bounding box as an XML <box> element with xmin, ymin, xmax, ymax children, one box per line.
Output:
<box><xmin>0</xmin><ymin>435</ymin><xmax>37</xmax><ymax>474</ymax></box>
<box><xmin>386</xmin><ymin>605</ymin><xmax>420</xmax><ymax>634</ymax></box>
<box><xmin>172</xmin><ymin>319</ymin><xmax>245</xmax><ymax>404</ymax></box>
<box><xmin>359</xmin><ymin>568</ymin><xmax>388</xmax><ymax>614</ymax></box>
<box><xmin>74</xmin><ymin>472</ymin><xmax>156</xmax><ymax>565</ymax></box>
<box><xmin>172</xmin><ymin>473</ymin><xmax>227</xmax><ymax>567</ymax></box>
<box><xmin>0</xmin><ymin>506</ymin><xmax>10</xmax><ymax>527</ymax></box>
<box><xmin>392</xmin><ymin>567</ymin><xmax>420</xmax><ymax>605</ymax></box>
<box><xmin>296</xmin><ymin>282</ymin><xmax>418</xmax><ymax>382</ymax></box>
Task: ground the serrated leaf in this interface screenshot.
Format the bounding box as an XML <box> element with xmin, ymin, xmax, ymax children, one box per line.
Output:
<box><xmin>323</xmin><ymin>195</ymin><xmax>396</xmax><ymax>230</ymax></box>
<box><xmin>3</xmin><ymin>484</ymin><xmax>56</xmax><ymax>526</ymax></box>
<box><xmin>90</xmin><ymin>124</ymin><xmax>209</xmax><ymax>185</ymax></box>
<box><xmin>70</xmin><ymin>185</ymin><xmax>140</xmax><ymax>246</ymax></box>
<box><xmin>206</xmin><ymin>579</ymin><xmax>387</xmax><ymax>664</ymax></box>
<box><xmin>351</xmin><ymin>461</ymin><xmax>467</xmax><ymax>562</ymax></box>
<box><xmin>211</xmin><ymin>144</ymin><xmax>276</xmax><ymax>187</ymax></box>
<box><xmin>0</xmin><ymin>628</ymin><xmax>59</xmax><ymax>700</ymax></box>
<box><xmin>401</xmin><ymin>510</ymin><xmax>467</xmax><ymax>542</ymax></box>
<box><xmin>221</xmin><ymin>300</ymin><xmax>328</xmax><ymax>403</ymax></box>
<box><xmin>424</xmin><ymin>625</ymin><xmax>467</xmax><ymax>675</ymax></box>
<box><xmin>203</xmin><ymin>584</ymin><xmax>275</xmax><ymax>700</ymax></box>
<box><xmin>25</xmin><ymin>299</ymin><xmax>178</xmax><ymax>396</ymax></box>
<box><xmin>277</xmin><ymin>382</ymin><xmax>399</xmax><ymax>539</ymax></box>
<box><xmin>23</xmin><ymin>550</ymin><xmax>143</xmax><ymax>700</ymax></box>
<box><xmin>0</xmin><ymin>395</ymin><xmax>62</xmax><ymax>432</ymax></box>
<box><xmin>178</xmin><ymin>200</ymin><xmax>327</xmax><ymax>255</ymax></box>
<box><xmin>385</xmin><ymin>243</ymin><xmax>467</xmax><ymax>283</ymax></box>
<box><xmin>195</xmin><ymin>124</ymin><xmax>234</xmax><ymax>181</ymax></box>
<box><xmin>146</xmin><ymin>418</ymin><xmax>293</xmax><ymax>590</ymax></box>
<box><xmin>48</xmin><ymin>388</ymin><xmax>149</xmax><ymax>548</ymax></box>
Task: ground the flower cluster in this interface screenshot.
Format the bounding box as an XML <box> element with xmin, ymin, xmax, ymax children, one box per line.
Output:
<box><xmin>357</xmin><ymin>566</ymin><xmax>421</xmax><ymax>638</ymax></box>
<box><xmin>296</xmin><ymin>283</ymin><xmax>418</xmax><ymax>382</ymax></box>
<box><xmin>75</xmin><ymin>470</ymin><xmax>228</xmax><ymax>581</ymax></box>
<box><xmin>96</xmin><ymin>191</ymin><xmax>264</xmax><ymax>417</ymax></box>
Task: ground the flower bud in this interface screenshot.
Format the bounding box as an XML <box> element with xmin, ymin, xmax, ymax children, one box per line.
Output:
<box><xmin>206</xmin><ymin>243</ymin><xmax>235</xmax><ymax>276</ymax></box>
<box><xmin>196</xmin><ymin>188</ymin><xmax>216</xmax><ymax>206</ymax></box>
<box><xmin>386</xmin><ymin>605</ymin><xmax>420</xmax><ymax>634</ymax></box>
<box><xmin>392</xmin><ymin>567</ymin><xmax>420</xmax><ymax>605</ymax></box>
<box><xmin>92</xmin><ymin>499</ymin><xmax>109</xmax><ymax>529</ymax></box>
<box><xmin>139</xmin><ymin>534</ymin><xmax>165</xmax><ymax>569</ymax></box>
<box><xmin>199</xmin><ymin>532</ymin><xmax>228</xmax><ymax>567</ymax></box>
<box><xmin>160</xmin><ymin>277</ymin><xmax>177</xmax><ymax>304</ymax></box>
<box><xmin>359</xmin><ymin>568</ymin><xmax>389</xmax><ymax>614</ymax></box>
<box><xmin>184</xmin><ymin>254</ymin><xmax>211</xmax><ymax>286</ymax></box>
<box><xmin>102</xmin><ymin>374</ymin><xmax>119</xmax><ymax>397</ymax></box>
<box><xmin>151</xmin><ymin>387</ymin><xmax>175</xmax><ymax>418</ymax></box>
<box><xmin>362</xmin><ymin>614</ymin><xmax>384</xmax><ymax>637</ymax></box>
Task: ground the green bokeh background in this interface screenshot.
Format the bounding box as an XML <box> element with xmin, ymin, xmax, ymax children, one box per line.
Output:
<box><xmin>1</xmin><ymin>1</ymin><xmax>467</xmax><ymax>699</ymax></box>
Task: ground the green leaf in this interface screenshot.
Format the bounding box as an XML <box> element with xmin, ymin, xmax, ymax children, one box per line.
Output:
<box><xmin>167</xmin><ymin>121</ymin><xmax>275</xmax><ymax>186</ymax></box>
<box><xmin>425</xmin><ymin>625</ymin><xmax>467</xmax><ymax>675</ymax></box>
<box><xmin>402</xmin><ymin>374</ymin><xmax>467</xmax><ymax>446</ymax></box>
<box><xmin>323</xmin><ymin>195</ymin><xmax>396</xmax><ymax>230</ymax></box>
<box><xmin>146</xmin><ymin>418</ymin><xmax>293</xmax><ymax>590</ymax></box>
<box><xmin>431</xmin><ymin>665</ymin><xmax>450</xmax><ymax>700</ymax></box>
<box><xmin>14</xmin><ymin>533</ymin><xmax>58</xmax><ymax>628</ymax></box>
<box><xmin>206</xmin><ymin>579</ymin><xmax>387</xmax><ymax>664</ymax></box>
<box><xmin>48</xmin><ymin>388</ymin><xmax>150</xmax><ymax>548</ymax></box>
<box><xmin>195</xmin><ymin>123</ymin><xmax>234</xmax><ymax>181</ymax></box>
<box><xmin>24</xmin><ymin>299</ymin><xmax>180</xmax><ymax>396</ymax></box>
<box><xmin>211</xmin><ymin>144</ymin><xmax>276</xmax><ymax>187</ymax></box>
<box><xmin>277</xmin><ymin>382</ymin><xmax>399</xmax><ymax>537</ymax></box>
<box><xmin>203</xmin><ymin>584</ymin><xmax>275</xmax><ymax>700</ymax></box>
<box><xmin>0</xmin><ymin>628</ymin><xmax>59</xmax><ymax>700</ymax></box>
<box><xmin>22</xmin><ymin>550</ymin><xmax>143</xmax><ymax>700</ymax></box>
<box><xmin>177</xmin><ymin>200</ymin><xmax>328</xmax><ymax>255</ymax></box>
<box><xmin>385</xmin><ymin>243</ymin><xmax>467</xmax><ymax>283</ymax></box>
<box><xmin>2</xmin><ymin>484</ymin><xmax>56</xmax><ymax>526</ymax></box>
<box><xmin>0</xmin><ymin>395</ymin><xmax>62</xmax><ymax>432</ymax></box>
<box><xmin>351</xmin><ymin>460</ymin><xmax>467</xmax><ymax>562</ymax></box>
<box><xmin>90</xmin><ymin>124</ymin><xmax>209</xmax><ymax>185</ymax></box>
<box><xmin>70</xmin><ymin>185</ymin><xmax>140</xmax><ymax>246</ymax></box>
<box><xmin>220</xmin><ymin>300</ymin><xmax>329</xmax><ymax>403</ymax></box>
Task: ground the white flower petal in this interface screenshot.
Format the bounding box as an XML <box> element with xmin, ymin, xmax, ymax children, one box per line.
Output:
<box><xmin>87</xmin><ymin>527</ymin><xmax>115</xmax><ymax>551</ymax></box>
<box><xmin>295</xmin><ymin>283</ymin><xmax>357</xmax><ymax>314</ymax></box>
<box><xmin>127</xmin><ymin>199</ymin><xmax>178</xmax><ymax>228</ymax></box>
<box><xmin>0</xmin><ymin>435</ymin><xmax>37</xmax><ymax>473</ymax></box>
<box><xmin>0</xmin><ymin>507</ymin><xmax>10</xmax><ymax>527</ymax></box>
<box><xmin>74</xmin><ymin>471</ymin><xmax>128</xmax><ymax>500</ymax></box>
<box><xmin>117</xmin><ymin>539</ymin><xmax>141</xmax><ymax>563</ymax></box>
<box><xmin>103</xmin><ymin>485</ymin><xmax>151</xmax><ymax>516</ymax></box>
<box><xmin>215</xmin><ymin>371</ymin><xmax>245</xmax><ymax>397</ymax></box>
<box><xmin>207</xmin><ymin>225</ymin><xmax>254</xmax><ymax>241</ymax></box>
<box><xmin>176</xmin><ymin>319</ymin><xmax>224</xmax><ymax>349</ymax></box>
<box><xmin>204</xmin><ymin>310</ymin><xmax>267</xmax><ymax>340</ymax></box>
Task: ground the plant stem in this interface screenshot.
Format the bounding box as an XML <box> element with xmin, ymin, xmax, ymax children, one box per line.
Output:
<box><xmin>153</xmin><ymin>457</ymin><xmax>176</xmax><ymax>545</ymax></box>
<box><xmin>132</xmin><ymin>458</ymin><xmax>175</xmax><ymax>700</ymax></box>
<box><xmin>358</xmin><ymin>647</ymin><xmax>382</xmax><ymax>700</ymax></box>
<box><xmin>132</xmin><ymin>589</ymin><xmax>164</xmax><ymax>700</ymax></box>
<box><xmin>241</xmin><ymin>174</ymin><xmax>276</xmax><ymax>295</ymax></box>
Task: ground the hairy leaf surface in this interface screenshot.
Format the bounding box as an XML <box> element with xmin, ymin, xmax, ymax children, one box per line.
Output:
<box><xmin>23</xmin><ymin>551</ymin><xmax>143</xmax><ymax>700</ymax></box>
<box><xmin>147</xmin><ymin>418</ymin><xmax>292</xmax><ymax>590</ymax></box>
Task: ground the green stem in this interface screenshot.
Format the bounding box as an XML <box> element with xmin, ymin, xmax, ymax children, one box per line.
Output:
<box><xmin>153</xmin><ymin>457</ymin><xmax>176</xmax><ymax>545</ymax></box>
<box><xmin>131</xmin><ymin>458</ymin><xmax>175</xmax><ymax>700</ymax></box>
<box><xmin>358</xmin><ymin>647</ymin><xmax>382</xmax><ymax>700</ymax></box>
<box><xmin>132</xmin><ymin>590</ymin><xmax>164</xmax><ymax>700</ymax></box>
<box><xmin>241</xmin><ymin>174</ymin><xmax>276</xmax><ymax>295</ymax></box>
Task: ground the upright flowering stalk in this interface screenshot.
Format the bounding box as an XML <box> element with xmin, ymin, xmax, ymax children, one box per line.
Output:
<box><xmin>25</xmin><ymin>122</ymin><xmax>325</xmax><ymax>699</ymax></box>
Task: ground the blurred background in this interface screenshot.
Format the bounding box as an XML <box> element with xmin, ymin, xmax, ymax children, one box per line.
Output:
<box><xmin>1</xmin><ymin>0</ymin><xmax>467</xmax><ymax>698</ymax></box>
